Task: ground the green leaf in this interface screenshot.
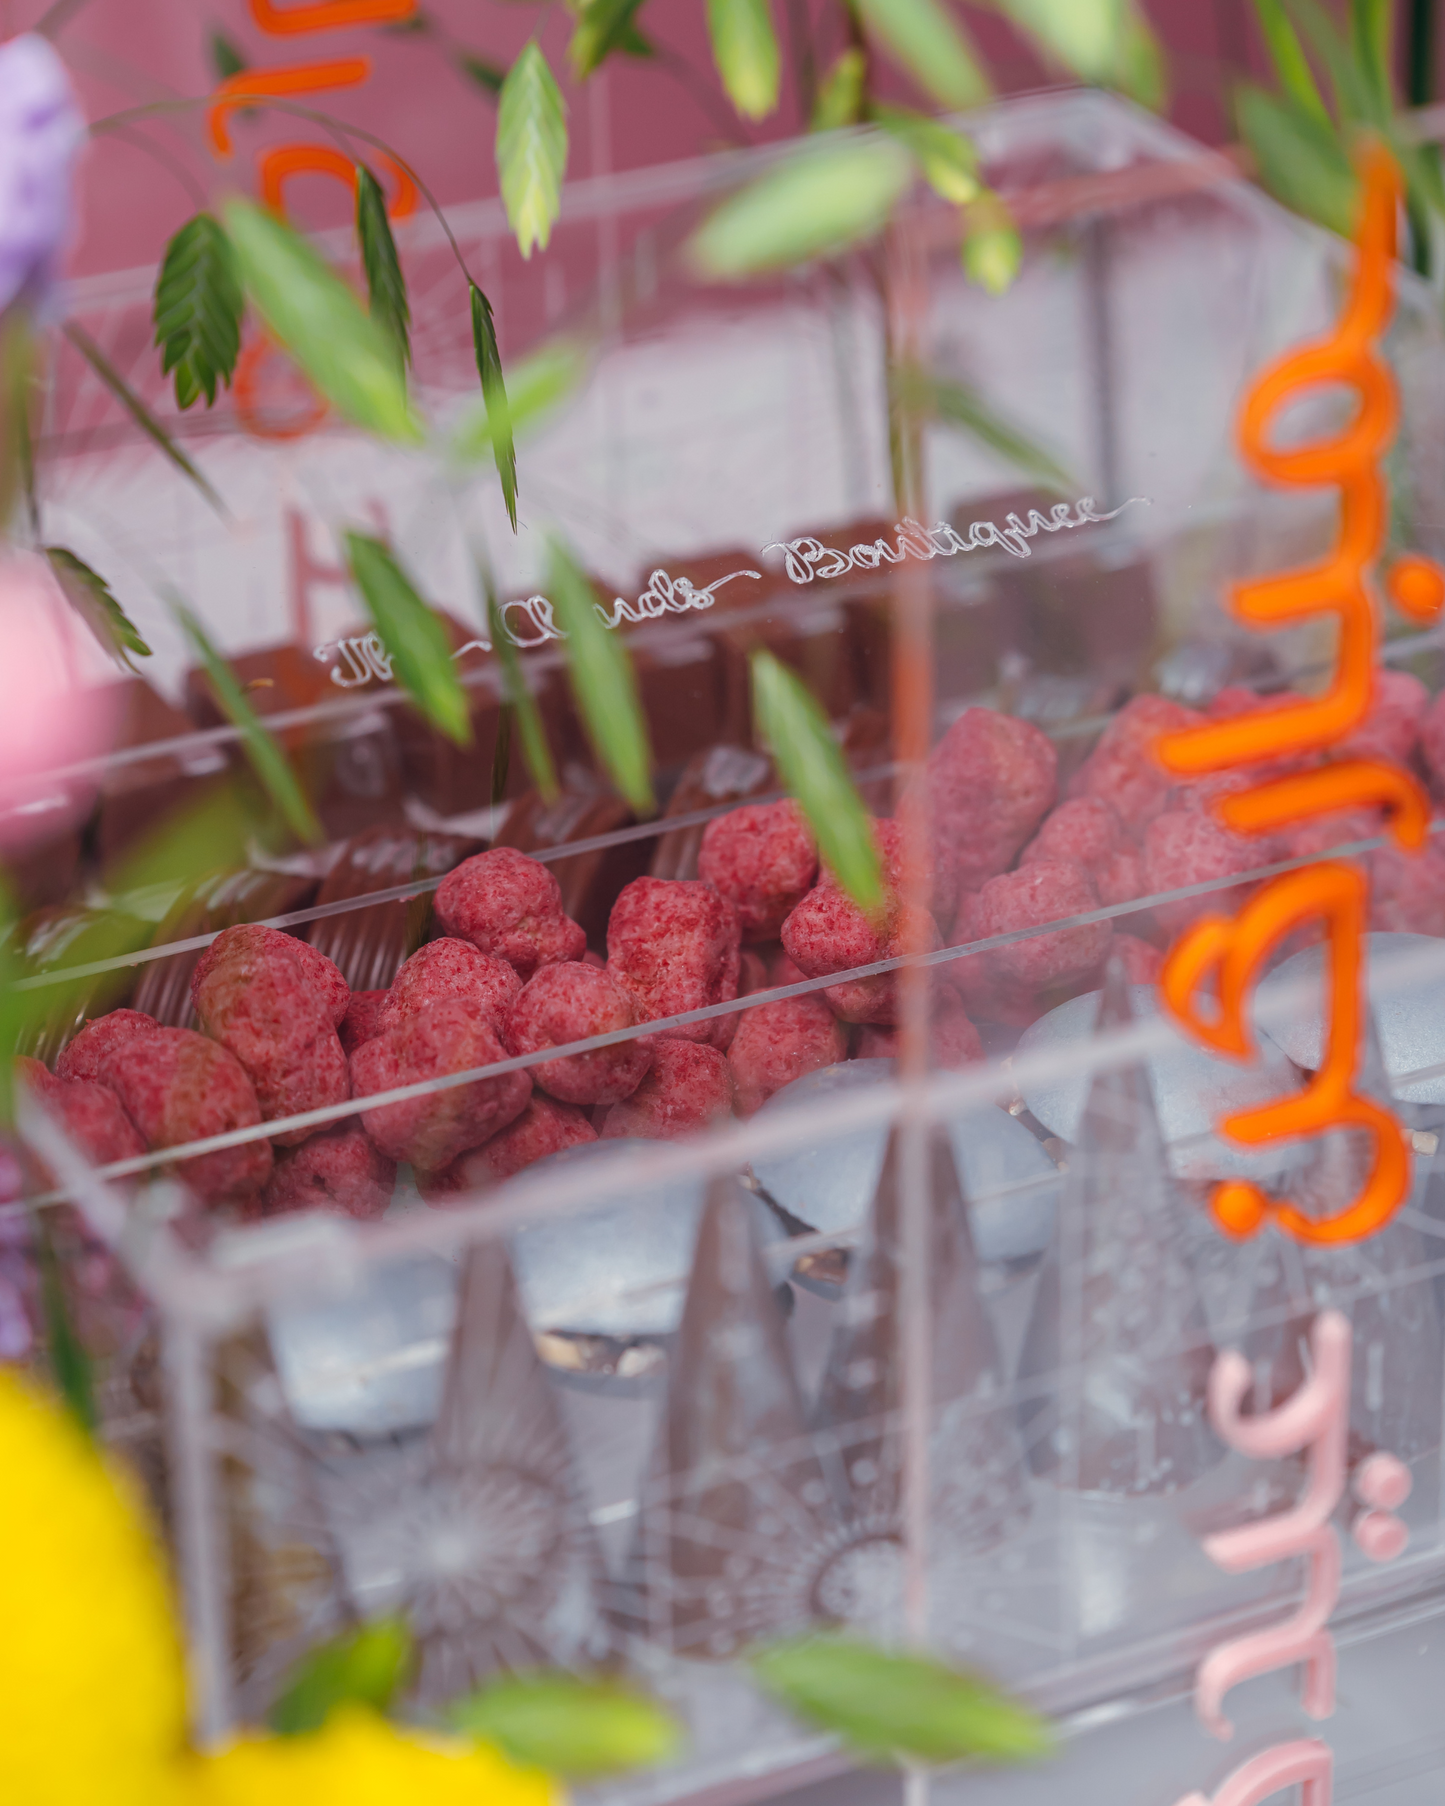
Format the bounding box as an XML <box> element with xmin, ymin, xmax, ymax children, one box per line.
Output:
<box><xmin>498</xmin><ymin>41</ymin><xmax>569</xmax><ymax>258</ymax></box>
<box><xmin>64</xmin><ymin>322</ymin><xmax>227</xmax><ymax>515</ymax></box>
<box><xmin>1234</xmin><ymin>83</ymin><xmax>1357</xmax><ymax>235</ymax></box>
<box><xmin>750</xmin><ymin>651</ymin><xmax>881</xmax><ymax>913</ymax></box>
<box><xmin>962</xmin><ymin>194</ymin><xmax>1023</xmax><ymax>294</ymax></box>
<box><xmin>33</xmin><ymin>1210</ymin><xmax>96</xmax><ymax>1440</ymax></box>
<box><xmin>355</xmin><ymin>164</ymin><xmax>411</xmax><ymax>372</ymax></box>
<box><xmin>269</xmin><ymin>1617</ymin><xmax>413</xmax><ymax>1737</ymax></box>
<box><xmin>1349</xmin><ymin>0</ymin><xmax>1393</xmax><ymax>113</ymax></box>
<box><xmin>221</xmin><ymin>198</ymin><xmax>421</xmax><ymax>444</ymax></box>
<box><xmin>153</xmin><ymin>214</ymin><xmax>245</xmax><ymax>412</ymax></box>
<box><xmin>490</xmin><ymin>701</ymin><xmax>512</xmax><ymax>807</ymax></box>
<box><xmin>570</xmin><ymin>0</ymin><xmax>648</xmax><ymax>77</ymax></box>
<box><xmin>486</xmin><ymin>587</ymin><xmax>559</xmax><ymax>804</ymax></box>
<box><xmin>687</xmin><ymin>135</ymin><xmax>913</xmax><ymax>278</ymax></box>
<box><xmin>618</xmin><ymin>20</ymin><xmax>656</xmax><ymax>56</ymax></box>
<box><xmin>997</xmin><ymin>0</ymin><xmax>1126</xmax><ymax>84</ymax></box>
<box><xmin>546</xmin><ymin>536</ymin><xmax>654</xmax><ymax>814</ymax></box>
<box><xmin>209</xmin><ymin>27</ymin><xmax>247</xmax><ymax>79</ymax></box>
<box><xmin>450</xmin><ymin>1672</ymin><xmax>682</xmax><ymax>1778</ymax></box>
<box><xmin>173</xmin><ymin>602</ymin><xmax>324</xmax><ymax>846</ymax></box>
<box><xmin>1115</xmin><ymin>5</ymin><xmax>1168</xmax><ymax>111</ymax></box>
<box><xmin>891</xmin><ymin>363</ymin><xmax>1072</xmax><ymax>493</ymax></box>
<box><xmin>810</xmin><ymin>47</ymin><xmax>866</xmax><ymax>130</ymax></box>
<box><xmin>345</xmin><ymin>532</ymin><xmax>471</xmax><ymax>747</ymax></box>
<box><xmin>1253</xmin><ymin>0</ymin><xmax>1330</xmax><ymax>122</ymax></box>
<box><xmin>45</xmin><ymin>547</ymin><xmax>152</xmax><ymax>673</ymax></box>
<box><xmin>449</xmin><ymin>336</ymin><xmax>587</xmax><ymax>463</ymax></box>
<box><xmin>456</xmin><ymin>51</ymin><xmax>506</xmax><ymax>96</ymax></box>
<box><xmin>1283</xmin><ymin>0</ymin><xmax>1379</xmax><ymax>125</ymax></box>
<box><xmin>854</xmin><ymin>0</ymin><xmax>991</xmax><ymax>111</ymax></box>
<box><xmin>750</xmin><ymin>1637</ymin><xmax>1054</xmax><ymax>1768</ymax></box>
<box><xmin>707</xmin><ymin>0</ymin><xmax>780</xmax><ymax>121</ymax></box>
<box><xmin>470</xmin><ymin>283</ymin><xmax>516</xmax><ymax>531</ymax></box>
<box><xmin>871</xmin><ymin>104</ymin><xmax>980</xmax><ymax>204</ymax></box>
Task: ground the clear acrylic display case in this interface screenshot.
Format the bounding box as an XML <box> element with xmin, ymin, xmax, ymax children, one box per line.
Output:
<box><xmin>11</xmin><ymin>89</ymin><xmax>1445</xmax><ymax>1806</ymax></box>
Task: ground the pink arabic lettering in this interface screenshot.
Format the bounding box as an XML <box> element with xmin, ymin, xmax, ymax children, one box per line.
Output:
<box><xmin>1175</xmin><ymin>1738</ymin><xmax>1333</xmax><ymax>1806</ymax></box>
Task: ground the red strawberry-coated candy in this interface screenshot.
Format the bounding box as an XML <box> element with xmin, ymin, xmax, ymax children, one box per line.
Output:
<box><xmin>1418</xmin><ymin>688</ymin><xmax>1445</xmax><ymax>795</ymax></box>
<box><xmin>1344</xmin><ymin>669</ymin><xmax>1430</xmax><ymax>767</ymax></box>
<box><xmin>378</xmin><ymin>938</ymin><xmax>521</xmax><ymax>1032</ymax></box>
<box><xmin>1020</xmin><ymin>797</ymin><xmax>1126</xmax><ymax>876</ymax></box>
<box><xmin>1142</xmin><ymin>809</ymin><xmax>1261</xmax><ymax>939</ymax></box>
<box><xmin>1370</xmin><ymin>843</ymin><xmax>1445</xmax><ymax>936</ymax></box>
<box><xmin>504</xmin><ymin>961</ymin><xmax>652</xmax><ymax>1105</ymax></box>
<box><xmin>1279</xmin><ymin>807</ymin><xmax>1381</xmax><ymax>863</ymax></box>
<box><xmin>728</xmin><ymin>994</ymin><xmax>849</xmax><ymax>1114</ymax></box>
<box><xmin>1206</xmin><ymin>686</ymin><xmax>1263</xmax><ymax>718</ymax></box>
<box><xmin>867</xmin><ymin>815</ymin><xmax>954</xmax><ymax>921</ymax></box>
<box><xmin>1095</xmin><ymin>845</ymin><xmax>1146</xmax><ymax>908</ymax></box>
<box><xmin>780</xmin><ymin>884</ymin><xmax>940</xmax><ymax>1025</ymax></box>
<box><xmin>98</xmin><ymin>1027</ymin><xmax>272</xmax><ymax>1208</ymax></box>
<box><xmin>961</xmin><ymin>860</ymin><xmax>1111</xmax><ymax>992</ymax></box>
<box><xmin>351</xmin><ymin>999</ymin><xmax>531</xmax><ymax>1170</ymax></box>
<box><xmin>259</xmin><ymin>1122</ymin><xmax>396</xmax><ymax>1221</ymax></box>
<box><xmin>856</xmin><ymin>992</ymin><xmax>984</xmax><ymax>1070</ymax></box>
<box><xmin>193</xmin><ymin>923</ymin><xmax>349</xmax><ymax>1029</ymax></box>
<box><xmin>771</xmin><ymin>947</ymin><xmax>808</xmax><ymax>986</ymax></box>
<box><xmin>434</xmin><ymin>846</ymin><xmax>586</xmax><ymax>980</ymax></box>
<box><xmin>606</xmin><ymin>876</ymin><xmax>741</xmax><ymax>1046</ymax></box>
<box><xmin>1112</xmin><ymin>933</ymin><xmax>1163</xmax><ymax>983</ymax></box>
<box><xmin>599</xmin><ymin>1038</ymin><xmax>734</xmax><ymax>1141</ymax></box>
<box><xmin>419</xmin><ymin>1094</ymin><xmax>597</xmax><ymax>1201</ymax></box>
<box><xmin>714</xmin><ymin>948</ymin><xmax>771</xmax><ymax>1054</ymax></box>
<box><xmin>16</xmin><ymin>1059</ymin><xmax>146</xmax><ymax>1169</ymax></box>
<box><xmin>339</xmin><ymin>989</ymin><xmax>389</xmax><ymax>1056</ymax></box>
<box><xmin>697</xmin><ymin>800</ymin><xmax>818</xmax><ymax>941</ymax></box>
<box><xmin>1069</xmin><ymin>694</ymin><xmax>1201</xmax><ymax>826</ymax></box>
<box><xmin>922</xmin><ymin>706</ymin><xmax>1057</xmax><ymax>894</ymax></box>
<box><xmin>193</xmin><ymin>930</ymin><xmax>350</xmax><ymax>1145</ymax></box>
<box><xmin>56</xmin><ymin>1009</ymin><xmax>157</xmax><ymax>1086</ymax></box>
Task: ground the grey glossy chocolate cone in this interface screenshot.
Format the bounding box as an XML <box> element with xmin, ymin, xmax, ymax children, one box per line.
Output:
<box><xmin>631</xmin><ymin>1172</ymin><xmax>837</xmax><ymax>1660</ymax></box>
<box><xmin>1016</xmin><ymin>959</ymin><xmax>1220</xmax><ymax>1496</ymax></box>
<box><xmin>335</xmin><ymin>1239</ymin><xmax>611</xmax><ymax>1705</ymax></box>
<box><xmin>813</xmin><ymin>1121</ymin><xmax>1028</xmax><ymax>1562</ymax></box>
<box><xmin>214</xmin><ymin>1323</ymin><xmax>354</xmax><ymax>1723</ymax></box>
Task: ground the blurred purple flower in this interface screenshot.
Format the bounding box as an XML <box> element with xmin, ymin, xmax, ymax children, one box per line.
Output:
<box><xmin>0</xmin><ymin>34</ymin><xmax>83</xmax><ymax>317</ymax></box>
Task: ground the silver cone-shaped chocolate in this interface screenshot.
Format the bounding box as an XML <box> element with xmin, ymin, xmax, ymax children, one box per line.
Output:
<box><xmin>331</xmin><ymin>1239</ymin><xmax>611</xmax><ymax>1705</ymax></box>
<box><xmin>1016</xmin><ymin>959</ymin><xmax>1220</xmax><ymax>1496</ymax></box>
<box><xmin>812</xmin><ymin>1122</ymin><xmax>1028</xmax><ymax>1578</ymax></box>
<box><xmin>630</xmin><ymin>1172</ymin><xmax>837</xmax><ymax>1660</ymax></box>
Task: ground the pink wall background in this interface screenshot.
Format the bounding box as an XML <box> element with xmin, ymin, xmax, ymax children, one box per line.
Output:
<box><xmin>0</xmin><ymin>0</ymin><xmax>1354</xmax><ymax>280</ymax></box>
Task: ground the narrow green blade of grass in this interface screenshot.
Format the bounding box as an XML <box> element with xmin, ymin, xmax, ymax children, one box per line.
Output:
<box><xmin>546</xmin><ymin>537</ymin><xmax>654</xmax><ymax>814</ymax></box>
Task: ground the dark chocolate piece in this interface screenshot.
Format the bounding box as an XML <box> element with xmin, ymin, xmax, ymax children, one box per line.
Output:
<box><xmin>94</xmin><ymin>678</ymin><xmax>233</xmax><ymax>864</ymax></box>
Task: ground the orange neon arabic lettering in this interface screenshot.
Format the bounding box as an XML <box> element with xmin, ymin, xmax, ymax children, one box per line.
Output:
<box><xmin>1162</xmin><ymin>865</ymin><xmax>1410</xmax><ymax>1244</ymax></box>
<box><xmin>1156</xmin><ymin>143</ymin><xmax>1444</xmax><ymax>1246</ymax></box>
<box><xmin>259</xmin><ymin>143</ymin><xmax>417</xmax><ymax>218</ymax></box>
<box><xmin>207</xmin><ymin>58</ymin><xmax>371</xmax><ymax>157</ymax></box>
<box><xmin>250</xmin><ymin>0</ymin><xmax>417</xmax><ymax>32</ymax></box>
<box><xmin>233</xmin><ymin>335</ymin><xmax>329</xmax><ymax>440</ymax></box>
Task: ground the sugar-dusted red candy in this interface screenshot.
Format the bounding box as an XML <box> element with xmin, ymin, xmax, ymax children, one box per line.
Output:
<box><xmin>1020</xmin><ymin>796</ymin><xmax>1126</xmax><ymax>877</ymax></box>
<box><xmin>781</xmin><ymin>882</ymin><xmax>941</xmax><ymax>1025</ymax></box>
<box><xmin>728</xmin><ymin>993</ymin><xmax>849</xmax><ymax>1115</ymax></box>
<box><xmin>1112</xmin><ymin>933</ymin><xmax>1163</xmax><ymax>983</ymax></box>
<box><xmin>771</xmin><ymin>947</ymin><xmax>808</xmax><ymax>986</ymax></box>
<box><xmin>714</xmin><ymin>948</ymin><xmax>771</xmax><ymax>1054</ymax></box>
<box><xmin>338</xmin><ymin>989</ymin><xmax>389</xmax><ymax>1056</ymax></box>
<box><xmin>419</xmin><ymin>1094</ymin><xmax>597</xmax><ymax>1202</ymax></box>
<box><xmin>922</xmin><ymin>706</ymin><xmax>1056</xmax><ymax>895</ymax></box>
<box><xmin>193</xmin><ymin>923</ymin><xmax>349</xmax><ymax>1029</ymax></box>
<box><xmin>1279</xmin><ymin>806</ymin><xmax>1380</xmax><ymax>864</ymax></box>
<box><xmin>599</xmin><ymin>1039</ymin><xmax>734</xmax><ymax>1140</ymax></box>
<box><xmin>1417</xmin><ymin>688</ymin><xmax>1445</xmax><ymax>795</ymax></box>
<box><xmin>192</xmin><ymin>926</ymin><xmax>350</xmax><ymax>1145</ymax></box>
<box><xmin>56</xmin><ymin>1009</ymin><xmax>157</xmax><ymax>1086</ymax></box>
<box><xmin>962</xmin><ymin>860</ymin><xmax>1111</xmax><ymax>992</ymax></box>
<box><xmin>1343</xmin><ymin>669</ymin><xmax>1430</xmax><ymax>767</ymax></box>
<box><xmin>1095</xmin><ymin>845</ymin><xmax>1146</xmax><ymax>908</ymax></box>
<box><xmin>378</xmin><ymin>938</ymin><xmax>521</xmax><ymax>1033</ymax></box>
<box><xmin>856</xmin><ymin>992</ymin><xmax>984</xmax><ymax>1070</ymax></box>
<box><xmin>434</xmin><ymin>846</ymin><xmax>586</xmax><ymax>980</ymax></box>
<box><xmin>351</xmin><ymin>999</ymin><xmax>531</xmax><ymax>1170</ymax></box>
<box><xmin>698</xmin><ymin>799</ymin><xmax>817</xmax><ymax>941</ymax></box>
<box><xmin>606</xmin><ymin>876</ymin><xmax>741</xmax><ymax>1046</ymax></box>
<box><xmin>1069</xmin><ymin>694</ymin><xmax>1201</xmax><ymax>826</ymax></box>
<box><xmin>504</xmin><ymin>961</ymin><xmax>652</xmax><ymax>1105</ymax></box>
<box><xmin>97</xmin><ymin>1027</ymin><xmax>272</xmax><ymax>1208</ymax></box>
<box><xmin>15</xmin><ymin>1058</ymin><xmax>146</xmax><ymax>1170</ymax></box>
<box><xmin>258</xmin><ymin>1122</ymin><xmax>396</xmax><ymax>1221</ymax></box>
<box><xmin>1370</xmin><ymin>843</ymin><xmax>1445</xmax><ymax>937</ymax></box>
<box><xmin>1142</xmin><ymin>809</ymin><xmax>1261</xmax><ymax>939</ymax></box>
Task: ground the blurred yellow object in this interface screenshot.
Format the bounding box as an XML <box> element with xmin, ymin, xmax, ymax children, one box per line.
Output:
<box><xmin>0</xmin><ymin>1371</ymin><xmax>560</xmax><ymax>1806</ymax></box>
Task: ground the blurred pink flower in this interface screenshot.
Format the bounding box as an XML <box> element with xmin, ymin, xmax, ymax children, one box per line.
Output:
<box><xmin>0</xmin><ymin>33</ymin><xmax>84</xmax><ymax>317</ymax></box>
<box><xmin>0</xmin><ymin>555</ymin><xmax>116</xmax><ymax>853</ymax></box>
